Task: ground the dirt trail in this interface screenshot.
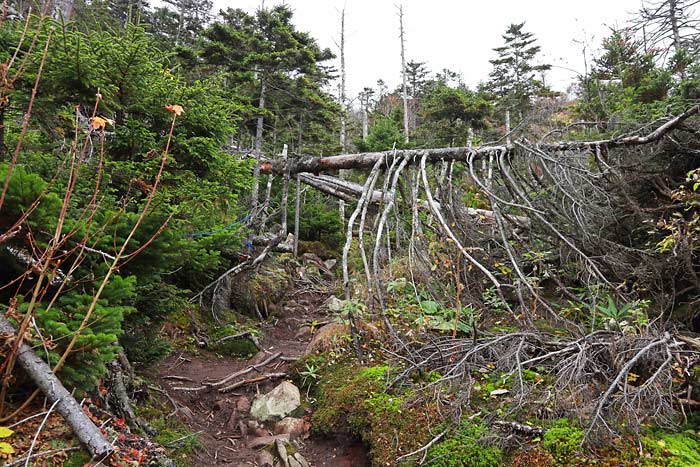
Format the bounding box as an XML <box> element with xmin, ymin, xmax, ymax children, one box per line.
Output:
<box><xmin>148</xmin><ymin>270</ymin><xmax>371</xmax><ymax>467</ymax></box>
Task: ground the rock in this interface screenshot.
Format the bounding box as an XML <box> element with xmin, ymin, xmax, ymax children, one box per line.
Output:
<box><xmin>236</xmin><ymin>396</ymin><xmax>251</xmax><ymax>412</ymax></box>
<box><xmin>274</xmin><ymin>417</ymin><xmax>309</xmax><ymax>440</ymax></box>
<box><xmin>275</xmin><ymin>439</ymin><xmax>289</xmax><ymax>466</ymax></box>
<box><xmin>247</xmin><ymin>434</ymin><xmax>290</xmax><ymax>449</ymax></box>
<box><xmin>247</xmin><ymin>420</ymin><xmax>269</xmax><ymax>438</ymax></box>
<box><xmin>288</xmin><ymin>457</ymin><xmax>302</xmax><ymax>467</ymax></box>
<box><xmin>256</xmin><ymin>450</ymin><xmax>275</xmax><ymax>467</ymax></box>
<box><xmin>293</xmin><ymin>453</ymin><xmax>310</xmax><ymax>467</ymax></box>
<box><xmin>305</xmin><ymin>323</ymin><xmax>349</xmax><ymax>354</ymax></box>
<box><xmin>294</xmin><ymin>326</ymin><xmax>311</xmax><ymax>339</ymax></box>
<box><xmin>325</xmin><ymin>295</ymin><xmax>344</xmax><ymax>312</ymax></box>
<box><xmin>250</xmin><ymin>381</ymin><xmax>301</xmax><ymax>422</ymax></box>
<box><xmin>324</xmin><ymin>259</ymin><xmax>337</xmax><ymax>270</ymax></box>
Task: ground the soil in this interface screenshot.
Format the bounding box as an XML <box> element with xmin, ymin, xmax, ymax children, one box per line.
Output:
<box><xmin>147</xmin><ymin>266</ymin><xmax>371</xmax><ymax>467</ymax></box>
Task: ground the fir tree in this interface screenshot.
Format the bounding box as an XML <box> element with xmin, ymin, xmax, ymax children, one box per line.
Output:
<box><xmin>486</xmin><ymin>22</ymin><xmax>551</xmax><ymax>120</ymax></box>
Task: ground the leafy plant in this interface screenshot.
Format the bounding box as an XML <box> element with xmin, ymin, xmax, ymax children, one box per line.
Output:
<box><xmin>0</xmin><ymin>427</ymin><xmax>14</xmax><ymax>454</ymax></box>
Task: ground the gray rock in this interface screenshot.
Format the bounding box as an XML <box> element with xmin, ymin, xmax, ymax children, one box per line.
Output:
<box><xmin>324</xmin><ymin>259</ymin><xmax>337</xmax><ymax>270</ymax></box>
<box><xmin>256</xmin><ymin>450</ymin><xmax>275</xmax><ymax>467</ymax></box>
<box><xmin>247</xmin><ymin>434</ymin><xmax>290</xmax><ymax>449</ymax></box>
<box><xmin>275</xmin><ymin>439</ymin><xmax>289</xmax><ymax>466</ymax></box>
<box><xmin>288</xmin><ymin>457</ymin><xmax>302</xmax><ymax>467</ymax></box>
<box><xmin>293</xmin><ymin>453</ymin><xmax>310</xmax><ymax>467</ymax></box>
<box><xmin>325</xmin><ymin>295</ymin><xmax>344</xmax><ymax>312</ymax></box>
<box><xmin>250</xmin><ymin>381</ymin><xmax>301</xmax><ymax>422</ymax></box>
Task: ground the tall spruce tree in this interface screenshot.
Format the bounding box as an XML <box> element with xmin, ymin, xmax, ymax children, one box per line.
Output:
<box><xmin>486</xmin><ymin>22</ymin><xmax>551</xmax><ymax>121</ymax></box>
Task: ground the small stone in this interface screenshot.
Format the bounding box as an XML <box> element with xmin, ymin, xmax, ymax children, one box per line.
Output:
<box><xmin>294</xmin><ymin>326</ymin><xmax>311</xmax><ymax>339</ymax></box>
<box><xmin>273</xmin><ymin>417</ymin><xmax>309</xmax><ymax>439</ymax></box>
<box><xmin>325</xmin><ymin>295</ymin><xmax>344</xmax><ymax>312</ymax></box>
<box><xmin>236</xmin><ymin>396</ymin><xmax>251</xmax><ymax>412</ymax></box>
<box><xmin>293</xmin><ymin>453</ymin><xmax>310</xmax><ymax>467</ymax></box>
<box><xmin>276</xmin><ymin>439</ymin><xmax>289</xmax><ymax>466</ymax></box>
<box><xmin>250</xmin><ymin>382</ymin><xmax>301</xmax><ymax>422</ymax></box>
<box><xmin>247</xmin><ymin>434</ymin><xmax>290</xmax><ymax>449</ymax></box>
<box><xmin>324</xmin><ymin>259</ymin><xmax>337</xmax><ymax>270</ymax></box>
<box><xmin>256</xmin><ymin>450</ymin><xmax>275</xmax><ymax>467</ymax></box>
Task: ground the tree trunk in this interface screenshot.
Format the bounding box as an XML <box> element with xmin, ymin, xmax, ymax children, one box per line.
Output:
<box><xmin>669</xmin><ymin>0</ymin><xmax>682</xmax><ymax>52</ymax></box>
<box><xmin>294</xmin><ymin>120</ymin><xmax>303</xmax><ymax>257</ymax></box>
<box><xmin>280</xmin><ymin>144</ymin><xmax>289</xmax><ymax>233</ymax></box>
<box><xmin>54</xmin><ymin>0</ymin><xmax>74</xmax><ymax>21</ymax></box>
<box><xmin>339</xmin><ymin>7</ymin><xmax>347</xmax><ymax>152</ymax></box>
<box><xmin>260</xmin><ymin>105</ymin><xmax>699</xmax><ymax>175</ymax></box>
<box><xmin>0</xmin><ymin>316</ymin><xmax>114</xmax><ymax>459</ymax></box>
<box><xmin>398</xmin><ymin>5</ymin><xmax>409</xmax><ymax>144</ymax></box>
<box><xmin>251</xmin><ymin>76</ymin><xmax>268</xmax><ymax>213</ymax></box>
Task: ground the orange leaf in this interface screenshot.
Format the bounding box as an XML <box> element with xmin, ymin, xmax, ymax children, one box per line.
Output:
<box><xmin>165</xmin><ymin>104</ymin><xmax>184</xmax><ymax>116</ymax></box>
<box><xmin>90</xmin><ymin>117</ymin><xmax>107</xmax><ymax>130</ymax></box>
<box><xmin>90</xmin><ymin>116</ymin><xmax>114</xmax><ymax>131</ymax></box>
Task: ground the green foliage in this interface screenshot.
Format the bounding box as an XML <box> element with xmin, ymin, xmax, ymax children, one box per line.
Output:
<box><xmin>542</xmin><ymin>419</ymin><xmax>583</xmax><ymax>465</ymax></box>
<box><xmin>485</xmin><ymin>22</ymin><xmax>552</xmax><ymax>120</ymax></box>
<box><xmin>425</xmin><ymin>421</ymin><xmax>503</xmax><ymax>467</ymax></box>
<box><xmin>588</xmin><ymin>295</ymin><xmax>650</xmax><ymax>332</ymax></box>
<box><xmin>22</xmin><ymin>275</ymin><xmax>136</xmax><ymax>390</ymax></box>
<box><xmin>355</xmin><ymin>117</ymin><xmax>403</xmax><ymax>152</ymax></box>
<box><xmin>643</xmin><ymin>430</ymin><xmax>700</xmax><ymax>467</ymax></box>
<box><xmin>575</xmin><ymin>28</ymin><xmax>675</xmax><ymax>122</ymax></box>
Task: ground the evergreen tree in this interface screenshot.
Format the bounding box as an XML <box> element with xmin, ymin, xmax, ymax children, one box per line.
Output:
<box><xmin>486</xmin><ymin>22</ymin><xmax>551</xmax><ymax>120</ymax></box>
<box><xmin>405</xmin><ymin>60</ymin><xmax>430</xmax><ymax>97</ymax></box>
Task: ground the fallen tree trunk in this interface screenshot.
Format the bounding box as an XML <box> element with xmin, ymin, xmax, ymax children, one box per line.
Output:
<box><xmin>298</xmin><ymin>173</ymin><xmax>531</xmax><ymax>228</ymax></box>
<box><xmin>260</xmin><ymin>105</ymin><xmax>699</xmax><ymax>176</ymax></box>
<box><xmin>261</xmin><ymin>146</ymin><xmax>506</xmax><ymax>175</ymax></box>
<box><xmin>0</xmin><ymin>316</ymin><xmax>114</xmax><ymax>459</ymax></box>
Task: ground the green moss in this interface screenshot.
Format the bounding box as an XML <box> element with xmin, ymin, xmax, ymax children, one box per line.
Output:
<box><xmin>63</xmin><ymin>450</ymin><xmax>92</xmax><ymax>467</ymax></box>
<box><xmin>425</xmin><ymin>421</ymin><xmax>503</xmax><ymax>467</ymax></box>
<box><xmin>310</xmin><ymin>362</ymin><xmax>433</xmax><ymax>466</ymax></box>
<box><xmin>137</xmin><ymin>400</ymin><xmax>201</xmax><ymax>467</ymax></box>
<box><xmin>643</xmin><ymin>430</ymin><xmax>700</xmax><ymax>467</ymax></box>
<box><xmin>542</xmin><ymin>419</ymin><xmax>583</xmax><ymax>465</ymax></box>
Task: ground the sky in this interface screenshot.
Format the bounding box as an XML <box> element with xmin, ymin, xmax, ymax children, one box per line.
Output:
<box><xmin>210</xmin><ymin>0</ymin><xmax>644</xmax><ymax>101</ymax></box>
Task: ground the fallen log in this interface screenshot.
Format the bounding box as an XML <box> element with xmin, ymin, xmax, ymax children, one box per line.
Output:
<box><xmin>297</xmin><ymin>173</ymin><xmax>531</xmax><ymax>228</ymax></box>
<box><xmin>0</xmin><ymin>316</ymin><xmax>113</xmax><ymax>459</ymax></box>
<box><xmin>261</xmin><ymin>146</ymin><xmax>505</xmax><ymax>175</ymax></box>
<box><xmin>260</xmin><ymin>105</ymin><xmax>699</xmax><ymax>176</ymax></box>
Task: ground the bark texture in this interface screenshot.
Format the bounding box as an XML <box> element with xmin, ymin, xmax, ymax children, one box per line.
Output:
<box><xmin>0</xmin><ymin>316</ymin><xmax>113</xmax><ymax>459</ymax></box>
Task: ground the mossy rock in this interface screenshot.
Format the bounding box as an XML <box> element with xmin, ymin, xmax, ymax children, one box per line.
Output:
<box><xmin>310</xmin><ymin>363</ymin><xmax>434</xmax><ymax>465</ymax></box>
<box><xmin>228</xmin><ymin>257</ymin><xmax>291</xmax><ymax>317</ymax></box>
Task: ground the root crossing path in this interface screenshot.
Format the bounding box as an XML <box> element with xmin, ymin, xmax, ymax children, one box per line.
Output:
<box><xmin>148</xmin><ymin>272</ymin><xmax>370</xmax><ymax>467</ymax></box>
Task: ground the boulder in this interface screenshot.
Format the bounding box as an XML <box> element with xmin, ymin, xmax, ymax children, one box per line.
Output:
<box><xmin>250</xmin><ymin>381</ymin><xmax>301</xmax><ymax>422</ymax></box>
<box><xmin>273</xmin><ymin>417</ymin><xmax>310</xmax><ymax>439</ymax></box>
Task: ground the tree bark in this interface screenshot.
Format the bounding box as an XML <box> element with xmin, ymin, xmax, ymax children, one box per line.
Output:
<box><xmin>0</xmin><ymin>316</ymin><xmax>114</xmax><ymax>459</ymax></box>
<box><xmin>398</xmin><ymin>5</ymin><xmax>409</xmax><ymax>144</ymax></box>
<box><xmin>251</xmin><ymin>76</ymin><xmax>268</xmax><ymax>213</ymax></box>
<box><xmin>260</xmin><ymin>104</ymin><xmax>699</xmax><ymax>175</ymax></box>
